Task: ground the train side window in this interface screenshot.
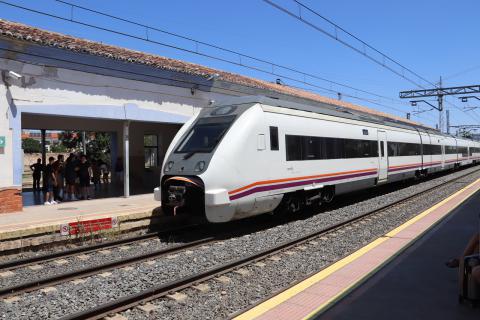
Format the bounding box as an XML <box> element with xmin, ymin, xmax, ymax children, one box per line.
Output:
<box><xmin>269</xmin><ymin>126</ymin><xmax>279</xmax><ymax>151</ymax></box>
<box><xmin>380</xmin><ymin>142</ymin><xmax>385</xmax><ymax>157</ymax></box>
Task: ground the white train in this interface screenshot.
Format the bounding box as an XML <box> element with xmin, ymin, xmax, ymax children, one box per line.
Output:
<box><xmin>155</xmin><ymin>96</ymin><xmax>480</xmax><ymax>223</ymax></box>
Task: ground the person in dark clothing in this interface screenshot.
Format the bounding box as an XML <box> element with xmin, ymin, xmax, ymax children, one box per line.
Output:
<box><xmin>29</xmin><ymin>158</ymin><xmax>43</xmax><ymax>191</ymax></box>
<box><xmin>91</xmin><ymin>160</ymin><xmax>102</xmax><ymax>191</ymax></box>
<box><xmin>53</xmin><ymin>154</ymin><xmax>65</xmax><ymax>202</ymax></box>
<box><xmin>64</xmin><ymin>154</ymin><xmax>77</xmax><ymax>201</ymax></box>
<box><xmin>78</xmin><ymin>154</ymin><xmax>92</xmax><ymax>200</ymax></box>
<box><xmin>44</xmin><ymin>157</ymin><xmax>57</xmax><ymax>205</ymax></box>
<box><xmin>115</xmin><ymin>157</ymin><xmax>123</xmax><ymax>183</ymax></box>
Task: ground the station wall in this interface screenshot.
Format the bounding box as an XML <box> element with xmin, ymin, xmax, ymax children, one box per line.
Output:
<box><xmin>0</xmin><ymin>56</ymin><xmax>233</xmax><ymax>212</ymax></box>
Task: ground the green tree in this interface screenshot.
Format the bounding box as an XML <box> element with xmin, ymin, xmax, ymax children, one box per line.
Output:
<box><xmin>58</xmin><ymin>131</ymin><xmax>111</xmax><ymax>164</ymax></box>
<box><xmin>87</xmin><ymin>132</ymin><xmax>111</xmax><ymax>164</ymax></box>
<box><xmin>51</xmin><ymin>143</ymin><xmax>67</xmax><ymax>153</ymax></box>
<box><xmin>22</xmin><ymin>138</ymin><xmax>41</xmax><ymax>153</ymax></box>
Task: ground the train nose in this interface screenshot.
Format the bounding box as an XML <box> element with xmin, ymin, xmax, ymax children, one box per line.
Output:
<box><xmin>161</xmin><ymin>176</ymin><xmax>205</xmax><ymax>217</ymax></box>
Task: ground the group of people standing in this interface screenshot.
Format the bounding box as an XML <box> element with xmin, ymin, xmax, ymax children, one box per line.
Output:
<box><xmin>30</xmin><ymin>153</ymin><xmax>110</xmax><ymax>205</ymax></box>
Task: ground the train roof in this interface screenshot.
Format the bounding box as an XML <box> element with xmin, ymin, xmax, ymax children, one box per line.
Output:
<box><xmin>215</xmin><ymin>95</ymin><xmax>464</xmax><ymax>139</ymax></box>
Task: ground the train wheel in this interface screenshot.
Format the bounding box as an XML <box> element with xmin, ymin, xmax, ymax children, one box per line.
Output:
<box><xmin>275</xmin><ymin>193</ymin><xmax>302</xmax><ymax>215</ymax></box>
<box><xmin>321</xmin><ymin>187</ymin><xmax>335</xmax><ymax>203</ymax></box>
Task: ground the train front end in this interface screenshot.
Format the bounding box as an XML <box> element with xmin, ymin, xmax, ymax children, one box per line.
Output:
<box><xmin>156</xmin><ymin>103</ymin><xmax>245</xmax><ymax>223</ymax></box>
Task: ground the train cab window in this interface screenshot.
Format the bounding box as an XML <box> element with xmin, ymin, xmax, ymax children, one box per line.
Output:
<box><xmin>269</xmin><ymin>126</ymin><xmax>279</xmax><ymax>150</ymax></box>
<box><xmin>176</xmin><ymin>115</ymin><xmax>235</xmax><ymax>154</ymax></box>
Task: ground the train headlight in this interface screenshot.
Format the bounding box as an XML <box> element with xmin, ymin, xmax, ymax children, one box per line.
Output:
<box><xmin>164</xmin><ymin>161</ymin><xmax>174</xmax><ymax>172</ymax></box>
<box><xmin>194</xmin><ymin>161</ymin><xmax>206</xmax><ymax>172</ymax></box>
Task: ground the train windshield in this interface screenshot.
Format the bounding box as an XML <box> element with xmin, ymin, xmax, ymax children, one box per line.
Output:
<box><xmin>176</xmin><ymin>115</ymin><xmax>236</xmax><ymax>155</ymax></box>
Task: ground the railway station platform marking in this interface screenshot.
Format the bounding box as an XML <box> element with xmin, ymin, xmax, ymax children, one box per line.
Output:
<box><xmin>234</xmin><ymin>177</ymin><xmax>480</xmax><ymax>320</ymax></box>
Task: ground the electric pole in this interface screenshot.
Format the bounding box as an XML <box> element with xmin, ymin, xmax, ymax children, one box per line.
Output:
<box><xmin>400</xmin><ymin>83</ymin><xmax>480</xmax><ymax>132</ymax></box>
<box><xmin>438</xmin><ymin>77</ymin><xmax>443</xmax><ymax>132</ymax></box>
<box><xmin>446</xmin><ymin>109</ymin><xmax>450</xmax><ymax>134</ymax></box>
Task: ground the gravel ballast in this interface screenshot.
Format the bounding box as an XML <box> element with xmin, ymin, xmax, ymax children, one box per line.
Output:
<box><xmin>1</xmin><ymin>167</ymin><xmax>479</xmax><ymax>320</ymax></box>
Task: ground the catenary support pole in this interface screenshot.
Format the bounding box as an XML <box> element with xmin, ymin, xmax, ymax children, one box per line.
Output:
<box><xmin>41</xmin><ymin>129</ymin><xmax>46</xmax><ymax>190</ymax></box>
<box><xmin>123</xmin><ymin>121</ymin><xmax>130</xmax><ymax>197</ymax></box>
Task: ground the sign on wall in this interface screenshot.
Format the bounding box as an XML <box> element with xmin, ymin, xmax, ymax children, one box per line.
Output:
<box><xmin>0</xmin><ymin>136</ymin><xmax>5</xmax><ymax>148</ymax></box>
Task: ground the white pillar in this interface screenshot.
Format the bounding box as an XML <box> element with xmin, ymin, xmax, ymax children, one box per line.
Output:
<box><xmin>82</xmin><ymin>131</ymin><xmax>87</xmax><ymax>154</ymax></box>
<box><xmin>123</xmin><ymin>121</ymin><xmax>130</xmax><ymax>197</ymax></box>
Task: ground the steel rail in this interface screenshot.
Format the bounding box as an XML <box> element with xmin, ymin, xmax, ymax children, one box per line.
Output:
<box><xmin>60</xmin><ymin>167</ymin><xmax>480</xmax><ymax>320</ymax></box>
<box><xmin>0</xmin><ymin>224</ymin><xmax>200</xmax><ymax>271</ymax></box>
<box><xmin>0</xmin><ymin>236</ymin><xmax>215</xmax><ymax>298</ymax></box>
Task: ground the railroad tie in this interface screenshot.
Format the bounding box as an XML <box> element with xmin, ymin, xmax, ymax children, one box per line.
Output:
<box><xmin>40</xmin><ymin>287</ymin><xmax>57</xmax><ymax>294</ymax></box>
<box><xmin>3</xmin><ymin>296</ymin><xmax>20</xmax><ymax>303</ymax></box>
<box><xmin>136</xmin><ymin>302</ymin><xmax>158</xmax><ymax>314</ymax></box>
<box><xmin>166</xmin><ymin>292</ymin><xmax>188</xmax><ymax>303</ymax></box>
<box><xmin>28</xmin><ymin>264</ymin><xmax>42</xmax><ymax>271</ymax></box>
<box><xmin>267</xmin><ymin>255</ymin><xmax>281</xmax><ymax>262</ymax></box>
<box><xmin>216</xmin><ymin>275</ymin><xmax>231</xmax><ymax>284</ymax></box>
<box><xmin>105</xmin><ymin>314</ymin><xmax>128</xmax><ymax>320</ymax></box>
<box><xmin>233</xmin><ymin>268</ymin><xmax>250</xmax><ymax>276</ymax></box>
<box><xmin>98</xmin><ymin>272</ymin><xmax>112</xmax><ymax>278</ymax></box>
<box><xmin>55</xmin><ymin>259</ymin><xmax>69</xmax><ymax>265</ymax></box>
<box><xmin>192</xmin><ymin>283</ymin><xmax>210</xmax><ymax>292</ymax></box>
<box><xmin>0</xmin><ymin>270</ymin><xmax>15</xmax><ymax>278</ymax></box>
<box><xmin>71</xmin><ymin>279</ymin><xmax>86</xmax><ymax>285</ymax></box>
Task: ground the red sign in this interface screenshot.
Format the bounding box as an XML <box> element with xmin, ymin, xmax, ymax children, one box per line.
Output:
<box><xmin>64</xmin><ymin>217</ymin><xmax>115</xmax><ymax>235</ymax></box>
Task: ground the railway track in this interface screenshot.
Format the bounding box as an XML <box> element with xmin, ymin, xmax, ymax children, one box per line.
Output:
<box><xmin>0</xmin><ymin>223</ymin><xmax>203</xmax><ymax>271</ymax></box>
<box><xmin>53</xmin><ymin>167</ymin><xmax>480</xmax><ymax>320</ymax></box>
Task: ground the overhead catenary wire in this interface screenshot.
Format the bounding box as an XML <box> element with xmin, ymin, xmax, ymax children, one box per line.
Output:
<box><xmin>0</xmin><ymin>0</ymin><xmax>444</xmax><ymax>126</ymax></box>
<box><xmin>263</xmin><ymin>0</ymin><xmax>480</xmax><ymax>126</ymax></box>
<box><xmin>262</xmin><ymin>0</ymin><xmax>436</xmax><ymax>89</ymax></box>
<box><xmin>53</xmin><ymin>0</ymin><xmax>413</xmax><ymax>108</ymax></box>
<box><xmin>0</xmin><ymin>0</ymin><xmax>415</xmax><ymax>110</ymax></box>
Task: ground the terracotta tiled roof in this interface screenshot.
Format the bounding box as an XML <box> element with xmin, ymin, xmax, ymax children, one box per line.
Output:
<box><xmin>0</xmin><ymin>19</ymin><xmax>423</xmax><ymax>127</ymax></box>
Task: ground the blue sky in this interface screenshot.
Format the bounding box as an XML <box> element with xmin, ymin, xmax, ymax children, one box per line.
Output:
<box><xmin>2</xmin><ymin>0</ymin><xmax>480</xmax><ymax>131</ymax></box>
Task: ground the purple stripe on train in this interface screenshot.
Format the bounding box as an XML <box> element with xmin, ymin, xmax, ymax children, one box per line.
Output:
<box><xmin>229</xmin><ymin>170</ymin><xmax>377</xmax><ymax>201</ymax></box>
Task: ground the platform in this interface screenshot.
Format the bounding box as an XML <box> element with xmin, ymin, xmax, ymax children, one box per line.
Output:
<box><xmin>236</xmin><ymin>178</ymin><xmax>480</xmax><ymax>320</ymax></box>
<box><xmin>0</xmin><ymin>194</ymin><xmax>163</xmax><ymax>251</ymax></box>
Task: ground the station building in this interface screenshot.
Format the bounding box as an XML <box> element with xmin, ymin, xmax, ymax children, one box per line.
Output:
<box><xmin>0</xmin><ymin>19</ymin><xmax>421</xmax><ymax>213</ymax></box>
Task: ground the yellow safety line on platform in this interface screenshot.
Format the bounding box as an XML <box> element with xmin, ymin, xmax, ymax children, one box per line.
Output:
<box><xmin>234</xmin><ymin>177</ymin><xmax>480</xmax><ymax>320</ymax></box>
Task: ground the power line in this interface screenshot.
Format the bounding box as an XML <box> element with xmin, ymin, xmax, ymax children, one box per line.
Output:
<box><xmin>51</xmin><ymin>0</ymin><xmax>408</xmax><ymax>106</ymax></box>
<box><xmin>287</xmin><ymin>81</ymin><xmax>437</xmax><ymax>123</ymax></box>
<box><xmin>0</xmin><ymin>0</ymin><xmax>436</xmax><ymax>124</ymax></box>
<box><xmin>262</xmin><ymin>0</ymin><xmax>436</xmax><ymax>89</ymax></box>
<box><xmin>263</xmin><ymin>0</ymin><xmax>480</xmax><ymax>126</ymax></box>
<box><xmin>0</xmin><ymin>0</ymin><xmax>417</xmax><ymax>115</ymax></box>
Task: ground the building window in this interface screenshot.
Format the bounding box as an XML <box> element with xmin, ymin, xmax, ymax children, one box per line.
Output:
<box><xmin>144</xmin><ymin>134</ymin><xmax>158</xmax><ymax>168</ymax></box>
<box><xmin>270</xmin><ymin>126</ymin><xmax>279</xmax><ymax>150</ymax></box>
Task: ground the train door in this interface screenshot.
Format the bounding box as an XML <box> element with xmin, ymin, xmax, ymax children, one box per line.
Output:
<box><xmin>377</xmin><ymin>131</ymin><xmax>388</xmax><ymax>182</ymax></box>
<box><xmin>441</xmin><ymin>142</ymin><xmax>445</xmax><ymax>169</ymax></box>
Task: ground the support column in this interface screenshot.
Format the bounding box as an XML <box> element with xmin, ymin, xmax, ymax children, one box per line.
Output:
<box><xmin>123</xmin><ymin>121</ymin><xmax>130</xmax><ymax>198</ymax></box>
<box><xmin>82</xmin><ymin>131</ymin><xmax>87</xmax><ymax>155</ymax></box>
<box><xmin>41</xmin><ymin>129</ymin><xmax>46</xmax><ymax>190</ymax></box>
